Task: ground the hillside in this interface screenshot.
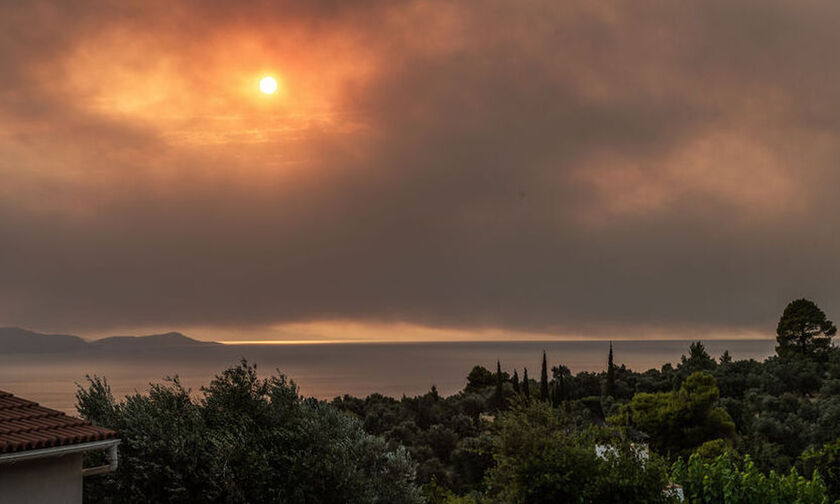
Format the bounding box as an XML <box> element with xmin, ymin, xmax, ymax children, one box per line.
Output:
<box><xmin>0</xmin><ymin>327</ymin><xmax>218</xmax><ymax>353</ymax></box>
<box><xmin>92</xmin><ymin>331</ymin><xmax>220</xmax><ymax>349</ymax></box>
<box><xmin>0</xmin><ymin>327</ymin><xmax>88</xmax><ymax>353</ymax></box>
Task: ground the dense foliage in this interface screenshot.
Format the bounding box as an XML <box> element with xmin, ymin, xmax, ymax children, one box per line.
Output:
<box><xmin>611</xmin><ymin>371</ymin><xmax>736</xmax><ymax>458</ymax></box>
<box><xmin>328</xmin><ymin>299</ymin><xmax>840</xmax><ymax>502</ymax></box>
<box><xmin>76</xmin><ymin>298</ymin><xmax>840</xmax><ymax>502</ymax></box>
<box><xmin>77</xmin><ymin>361</ymin><xmax>424</xmax><ymax>504</ymax></box>
<box><xmin>801</xmin><ymin>439</ymin><xmax>840</xmax><ymax>502</ymax></box>
<box><xmin>672</xmin><ymin>452</ymin><xmax>828</xmax><ymax>503</ymax></box>
<box><xmin>484</xmin><ymin>402</ymin><xmax>673</xmax><ymax>504</ymax></box>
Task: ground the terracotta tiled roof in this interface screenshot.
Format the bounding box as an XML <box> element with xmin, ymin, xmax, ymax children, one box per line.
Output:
<box><xmin>0</xmin><ymin>390</ymin><xmax>117</xmax><ymax>454</ymax></box>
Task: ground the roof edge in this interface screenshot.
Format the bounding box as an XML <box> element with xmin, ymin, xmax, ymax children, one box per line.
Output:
<box><xmin>0</xmin><ymin>439</ymin><xmax>120</xmax><ymax>464</ymax></box>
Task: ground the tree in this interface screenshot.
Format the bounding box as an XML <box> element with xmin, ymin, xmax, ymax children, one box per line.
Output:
<box><xmin>776</xmin><ymin>298</ymin><xmax>837</xmax><ymax>359</ymax></box>
<box><xmin>540</xmin><ymin>351</ymin><xmax>549</xmax><ymax>402</ymax></box>
<box><xmin>523</xmin><ymin>368</ymin><xmax>531</xmax><ymax>403</ymax></box>
<box><xmin>606</xmin><ymin>342</ymin><xmax>616</xmax><ymax>398</ymax></box>
<box><xmin>678</xmin><ymin>341</ymin><xmax>716</xmax><ymax>374</ymax></box>
<box><xmin>553</xmin><ymin>365</ymin><xmax>572</xmax><ymax>402</ymax></box>
<box><xmin>612</xmin><ymin>372</ymin><xmax>736</xmax><ymax>458</ymax></box>
<box><xmin>465</xmin><ymin>365</ymin><xmax>494</xmax><ymax>392</ymax></box>
<box><xmin>76</xmin><ymin>361</ymin><xmax>424</xmax><ymax>504</ymax></box>
<box><xmin>512</xmin><ymin>370</ymin><xmax>520</xmax><ymax>395</ymax></box>
<box><xmin>550</xmin><ymin>382</ymin><xmax>561</xmax><ymax>408</ymax></box>
<box><xmin>494</xmin><ymin>360</ymin><xmax>504</xmax><ymax>410</ymax></box>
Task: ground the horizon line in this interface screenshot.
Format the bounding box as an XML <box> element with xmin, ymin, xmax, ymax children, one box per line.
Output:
<box><xmin>218</xmin><ymin>336</ymin><xmax>777</xmax><ymax>345</ymax></box>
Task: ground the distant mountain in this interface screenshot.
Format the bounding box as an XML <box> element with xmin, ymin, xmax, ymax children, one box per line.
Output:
<box><xmin>0</xmin><ymin>327</ymin><xmax>219</xmax><ymax>353</ymax></box>
<box><xmin>91</xmin><ymin>332</ymin><xmax>220</xmax><ymax>349</ymax></box>
<box><xmin>0</xmin><ymin>327</ymin><xmax>88</xmax><ymax>353</ymax></box>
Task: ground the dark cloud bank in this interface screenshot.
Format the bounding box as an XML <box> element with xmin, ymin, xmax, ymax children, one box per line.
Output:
<box><xmin>2</xmin><ymin>0</ymin><xmax>840</xmax><ymax>337</ymax></box>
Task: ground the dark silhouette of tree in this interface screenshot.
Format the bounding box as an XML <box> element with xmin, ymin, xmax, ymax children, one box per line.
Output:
<box><xmin>540</xmin><ymin>351</ymin><xmax>549</xmax><ymax>402</ymax></box>
<box><xmin>465</xmin><ymin>365</ymin><xmax>494</xmax><ymax>392</ymax></box>
<box><xmin>558</xmin><ymin>371</ymin><xmax>566</xmax><ymax>402</ymax></box>
<box><xmin>523</xmin><ymin>368</ymin><xmax>531</xmax><ymax>403</ymax></box>
<box><xmin>494</xmin><ymin>360</ymin><xmax>504</xmax><ymax>410</ymax></box>
<box><xmin>605</xmin><ymin>342</ymin><xmax>616</xmax><ymax>397</ymax></box>
<box><xmin>551</xmin><ymin>381</ymin><xmax>561</xmax><ymax>407</ymax></box>
<box><xmin>553</xmin><ymin>365</ymin><xmax>571</xmax><ymax>402</ymax></box>
<box><xmin>678</xmin><ymin>341</ymin><xmax>717</xmax><ymax>376</ymax></box>
<box><xmin>512</xmin><ymin>370</ymin><xmax>520</xmax><ymax>395</ymax></box>
<box><xmin>776</xmin><ymin>298</ymin><xmax>837</xmax><ymax>359</ymax></box>
<box><xmin>690</xmin><ymin>341</ymin><xmax>713</xmax><ymax>362</ymax></box>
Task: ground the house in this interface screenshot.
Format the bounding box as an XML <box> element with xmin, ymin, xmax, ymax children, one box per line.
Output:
<box><xmin>0</xmin><ymin>390</ymin><xmax>119</xmax><ymax>504</ymax></box>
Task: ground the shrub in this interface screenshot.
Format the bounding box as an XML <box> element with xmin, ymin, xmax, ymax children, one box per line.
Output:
<box><xmin>672</xmin><ymin>451</ymin><xmax>829</xmax><ymax>503</ymax></box>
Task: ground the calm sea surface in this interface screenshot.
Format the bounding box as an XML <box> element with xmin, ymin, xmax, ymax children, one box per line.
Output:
<box><xmin>0</xmin><ymin>340</ymin><xmax>776</xmax><ymax>414</ymax></box>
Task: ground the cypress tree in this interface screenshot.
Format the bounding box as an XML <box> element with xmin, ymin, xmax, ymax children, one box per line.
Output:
<box><xmin>558</xmin><ymin>371</ymin><xmax>566</xmax><ymax>402</ymax></box>
<box><xmin>512</xmin><ymin>369</ymin><xmax>520</xmax><ymax>394</ymax></box>
<box><xmin>540</xmin><ymin>350</ymin><xmax>549</xmax><ymax>402</ymax></box>
<box><xmin>495</xmin><ymin>360</ymin><xmax>504</xmax><ymax>410</ymax></box>
<box><xmin>606</xmin><ymin>341</ymin><xmax>616</xmax><ymax>397</ymax></box>
<box><xmin>523</xmin><ymin>368</ymin><xmax>531</xmax><ymax>403</ymax></box>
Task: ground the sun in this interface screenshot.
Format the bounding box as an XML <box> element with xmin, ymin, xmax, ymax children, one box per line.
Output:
<box><xmin>259</xmin><ymin>76</ymin><xmax>278</xmax><ymax>94</ymax></box>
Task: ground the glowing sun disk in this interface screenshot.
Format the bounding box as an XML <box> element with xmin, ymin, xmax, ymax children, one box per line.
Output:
<box><xmin>260</xmin><ymin>76</ymin><xmax>278</xmax><ymax>94</ymax></box>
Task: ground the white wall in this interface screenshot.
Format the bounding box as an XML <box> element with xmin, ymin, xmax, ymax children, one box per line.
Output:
<box><xmin>0</xmin><ymin>454</ymin><xmax>83</xmax><ymax>504</ymax></box>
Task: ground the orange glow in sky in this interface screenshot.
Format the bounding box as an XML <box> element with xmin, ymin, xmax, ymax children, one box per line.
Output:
<box><xmin>2</xmin><ymin>0</ymin><xmax>839</xmax><ymax>342</ymax></box>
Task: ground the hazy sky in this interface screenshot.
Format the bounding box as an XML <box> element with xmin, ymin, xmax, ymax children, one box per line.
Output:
<box><xmin>2</xmin><ymin>0</ymin><xmax>839</xmax><ymax>341</ymax></box>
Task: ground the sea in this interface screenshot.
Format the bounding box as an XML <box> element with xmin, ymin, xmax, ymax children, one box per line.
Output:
<box><xmin>0</xmin><ymin>339</ymin><xmax>777</xmax><ymax>414</ymax></box>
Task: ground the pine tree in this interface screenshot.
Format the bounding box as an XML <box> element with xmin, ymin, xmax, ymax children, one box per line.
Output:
<box><xmin>512</xmin><ymin>370</ymin><xmax>520</xmax><ymax>394</ymax></box>
<box><xmin>495</xmin><ymin>360</ymin><xmax>504</xmax><ymax>410</ymax></box>
<box><xmin>523</xmin><ymin>368</ymin><xmax>531</xmax><ymax>403</ymax></box>
<box><xmin>606</xmin><ymin>342</ymin><xmax>616</xmax><ymax>398</ymax></box>
<box><xmin>540</xmin><ymin>350</ymin><xmax>549</xmax><ymax>402</ymax></box>
<box><xmin>776</xmin><ymin>298</ymin><xmax>837</xmax><ymax>358</ymax></box>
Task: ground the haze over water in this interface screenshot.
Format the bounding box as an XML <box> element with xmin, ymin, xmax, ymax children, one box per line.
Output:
<box><xmin>0</xmin><ymin>339</ymin><xmax>776</xmax><ymax>414</ymax></box>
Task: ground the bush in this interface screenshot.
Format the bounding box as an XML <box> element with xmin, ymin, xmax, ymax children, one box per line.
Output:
<box><xmin>672</xmin><ymin>451</ymin><xmax>829</xmax><ymax>503</ymax></box>
<box><xmin>800</xmin><ymin>438</ymin><xmax>840</xmax><ymax>502</ymax></box>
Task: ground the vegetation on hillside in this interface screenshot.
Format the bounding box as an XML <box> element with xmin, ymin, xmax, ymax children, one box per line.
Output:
<box><xmin>77</xmin><ymin>298</ymin><xmax>840</xmax><ymax>503</ymax></box>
